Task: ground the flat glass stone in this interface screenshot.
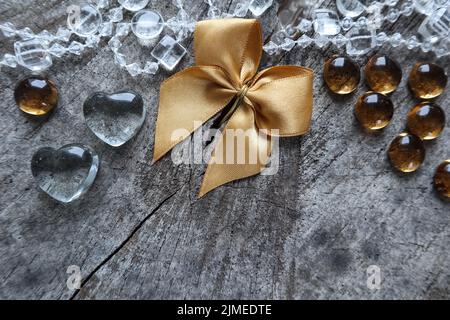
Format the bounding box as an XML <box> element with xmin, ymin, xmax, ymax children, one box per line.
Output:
<box><xmin>131</xmin><ymin>10</ymin><xmax>164</xmax><ymax>46</ymax></box>
<box><xmin>408</xmin><ymin>62</ymin><xmax>447</xmax><ymax>99</ymax></box>
<box><xmin>364</xmin><ymin>55</ymin><xmax>402</xmax><ymax>94</ymax></box>
<box><xmin>83</xmin><ymin>91</ymin><xmax>146</xmax><ymax>147</ymax></box>
<box><xmin>388</xmin><ymin>132</ymin><xmax>425</xmax><ymax>173</ymax></box>
<box><xmin>31</xmin><ymin>143</ymin><xmax>99</xmax><ymax>203</ymax></box>
<box><xmin>355</xmin><ymin>92</ymin><xmax>393</xmax><ymax>130</ymax></box>
<box><xmin>313</xmin><ymin>9</ymin><xmax>341</xmax><ymax>36</ymax></box>
<box><xmin>14</xmin><ymin>38</ymin><xmax>52</xmax><ymax>72</ymax></box>
<box><xmin>406</xmin><ymin>102</ymin><xmax>445</xmax><ymax>140</ymax></box>
<box><xmin>14</xmin><ymin>76</ymin><xmax>58</xmax><ymax>116</ymax></box>
<box><xmin>434</xmin><ymin>160</ymin><xmax>450</xmax><ymax>199</ymax></box>
<box><xmin>67</xmin><ymin>4</ymin><xmax>102</xmax><ymax>37</ymax></box>
<box><xmin>118</xmin><ymin>0</ymin><xmax>149</xmax><ymax>11</ymax></box>
<box><xmin>151</xmin><ymin>35</ymin><xmax>187</xmax><ymax>71</ymax></box>
<box><xmin>323</xmin><ymin>55</ymin><xmax>360</xmax><ymax>94</ymax></box>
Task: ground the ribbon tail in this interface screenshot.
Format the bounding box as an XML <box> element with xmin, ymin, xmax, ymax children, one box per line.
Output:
<box><xmin>153</xmin><ymin>66</ymin><xmax>236</xmax><ymax>161</ymax></box>
<box><xmin>199</xmin><ymin>102</ymin><xmax>272</xmax><ymax>197</ymax></box>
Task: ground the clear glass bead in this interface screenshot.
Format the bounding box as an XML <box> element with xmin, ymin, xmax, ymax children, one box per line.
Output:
<box><xmin>406</xmin><ymin>35</ymin><xmax>419</xmax><ymax>49</ymax></box>
<box><xmin>297</xmin><ymin>34</ymin><xmax>313</xmax><ymax>48</ymax></box>
<box><xmin>0</xmin><ymin>22</ymin><xmax>16</xmax><ymax>37</ymax></box>
<box><xmin>17</xmin><ymin>27</ymin><xmax>34</xmax><ymax>40</ymax></box>
<box><xmin>116</xmin><ymin>23</ymin><xmax>131</xmax><ymax>37</ymax></box>
<box><xmin>336</xmin><ymin>0</ymin><xmax>365</xmax><ymax>18</ymax></box>
<box><xmin>56</xmin><ymin>27</ymin><xmax>72</xmax><ymax>42</ymax></box>
<box><xmin>248</xmin><ymin>0</ymin><xmax>273</xmax><ymax>17</ymax></box>
<box><xmin>355</xmin><ymin>16</ymin><xmax>367</xmax><ymax>29</ymax></box>
<box><xmin>400</xmin><ymin>0</ymin><xmax>414</xmax><ymax>16</ymax></box>
<box><xmin>99</xmin><ymin>22</ymin><xmax>113</xmax><ymax>37</ymax></box>
<box><xmin>228</xmin><ymin>1</ymin><xmax>250</xmax><ymax>17</ymax></box>
<box><xmin>313</xmin><ymin>9</ymin><xmax>341</xmax><ymax>36</ymax></box>
<box><xmin>375</xmin><ymin>32</ymin><xmax>388</xmax><ymax>46</ymax></box>
<box><xmin>126</xmin><ymin>63</ymin><xmax>142</xmax><ymax>77</ymax></box>
<box><xmin>114</xmin><ymin>52</ymin><xmax>127</xmax><ymax>67</ymax></box>
<box><xmin>68</xmin><ymin>41</ymin><xmax>85</xmax><ymax>55</ymax></box>
<box><xmin>151</xmin><ymin>35</ymin><xmax>187</xmax><ymax>71</ymax></box>
<box><xmin>314</xmin><ymin>35</ymin><xmax>330</xmax><ymax>48</ymax></box>
<box><xmin>263</xmin><ymin>41</ymin><xmax>279</xmax><ymax>55</ymax></box>
<box><xmin>131</xmin><ymin>10</ymin><xmax>164</xmax><ymax>46</ymax></box>
<box><xmin>86</xmin><ymin>35</ymin><xmax>101</xmax><ymax>48</ymax></box>
<box><xmin>420</xmin><ymin>40</ymin><xmax>433</xmax><ymax>52</ymax></box>
<box><xmin>280</xmin><ymin>38</ymin><xmax>296</xmax><ymax>51</ymax></box>
<box><xmin>96</xmin><ymin>0</ymin><xmax>110</xmax><ymax>9</ymax></box>
<box><xmin>389</xmin><ymin>33</ymin><xmax>403</xmax><ymax>47</ymax></box>
<box><xmin>142</xmin><ymin>61</ymin><xmax>159</xmax><ymax>74</ymax></box>
<box><xmin>332</xmin><ymin>34</ymin><xmax>348</xmax><ymax>47</ymax></box>
<box><xmin>435</xmin><ymin>40</ymin><xmax>450</xmax><ymax>58</ymax></box>
<box><xmin>67</xmin><ymin>4</ymin><xmax>102</xmax><ymax>37</ymax></box>
<box><xmin>14</xmin><ymin>38</ymin><xmax>52</xmax><ymax>71</ymax></box>
<box><xmin>48</xmin><ymin>43</ymin><xmax>67</xmax><ymax>58</ymax></box>
<box><xmin>386</xmin><ymin>8</ymin><xmax>400</xmax><ymax>23</ymax></box>
<box><xmin>108</xmin><ymin>7</ymin><xmax>124</xmax><ymax>23</ymax></box>
<box><xmin>1</xmin><ymin>53</ymin><xmax>18</xmax><ymax>68</ymax></box>
<box><xmin>418</xmin><ymin>7</ymin><xmax>450</xmax><ymax>44</ymax></box>
<box><xmin>108</xmin><ymin>37</ymin><xmax>122</xmax><ymax>52</ymax></box>
<box><xmin>118</xmin><ymin>0</ymin><xmax>150</xmax><ymax>11</ymax></box>
<box><xmin>346</xmin><ymin>28</ymin><xmax>375</xmax><ymax>55</ymax></box>
<box><xmin>298</xmin><ymin>19</ymin><xmax>313</xmax><ymax>33</ymax></box>
<box><xmin>341</xmin><ymin>16</ymin><xmax>353</xmax><ymax>31</ymax></box>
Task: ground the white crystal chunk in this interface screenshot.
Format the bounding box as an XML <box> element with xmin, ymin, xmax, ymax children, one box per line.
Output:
<box><xmin>151</xmin><ymin>35</ymin><xmax>187</xmax><ymax>71</ymax></box>
<box><xmin>14</xmin><ymin>38</ymin><xmax>52</xmax><ymax>71</ymax></box>
<box><xmin>248</xmin><ymin>0</ymin><xmax>273</xmax><ymax>17</ymax></box>
<box><xmin>313</xmin><ymin>9</ymin><xmax>341</xmax><ymax>36</ymax></box>
<box><xmin>67</xmin><ymin>4</ymin><xmax>102</xmax><ymax>37</ymax></box>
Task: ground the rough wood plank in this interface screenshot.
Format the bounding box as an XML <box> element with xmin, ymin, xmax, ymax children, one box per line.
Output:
<box><xmin>0</xmin><ymin>0</ymin><xmax>449</xmax><ymax>300</ymax></box>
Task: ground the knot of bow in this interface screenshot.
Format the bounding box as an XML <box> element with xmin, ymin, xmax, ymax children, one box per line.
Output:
<box><xmin>153</xmin><ymin>19</ymin><xmax>314</xmax><ymax>197</ymax></box>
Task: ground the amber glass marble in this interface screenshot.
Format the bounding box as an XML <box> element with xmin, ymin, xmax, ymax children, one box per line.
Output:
<box><xmin>408</xmin><ymin>62</ymin><xmax>447</xmax><ymax>99</ymax></box>
<box><xmin>323</xmin><ymin>55</ymin><xmax>360</xmax><ymax>94</ymax></box>
<box><xmin>406</xmin><ymin>102</ymin><xmax>445</xmax><ymax>140</ymax></box>
<box><xmin>355</xmin><ymin>91</ymin><xmax>393</xmax><ymax>130</ymax></box>
<box><xmin>14</xmin><ymin>76</ymin><xmax>58</xmax><ymax>116</ymax></box>
<box><xmin>388</xmin><ymin>133</ymin><xmax>425</xmax><ymax>173</ymax></box>
<box><xmin>364</xmin><ymin>55</ymin><xmax>402</xmax><ymax>94</ymax></box>
<box><xmin>434</xmin><ymin>160</ymin><xmax>450</xmax><ymax>199</ymax></box>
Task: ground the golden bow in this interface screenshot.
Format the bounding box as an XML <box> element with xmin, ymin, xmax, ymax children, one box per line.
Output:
<box><xmin>153</xmin><ymin>19</ymin><xmax>314</xmax><ymax>197</ymax></box>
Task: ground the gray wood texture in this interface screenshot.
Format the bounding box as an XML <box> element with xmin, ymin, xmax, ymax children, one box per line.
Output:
<box><xmin>0</xmin><ymin>0</ymin><xmax>449</xmax><ymax>300</ymax></box>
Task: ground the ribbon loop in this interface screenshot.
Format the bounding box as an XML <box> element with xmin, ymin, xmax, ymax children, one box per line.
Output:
<box><xmin>153</xmin><ymin>19</ymin><xmax>314</xmax><ymax>197</ymax></box>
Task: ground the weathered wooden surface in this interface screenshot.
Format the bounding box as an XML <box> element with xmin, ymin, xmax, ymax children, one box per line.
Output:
<box><xmin>0</xmin><ymin>0</ymin><xmax>449</xmax><ymax>300</ymax></box>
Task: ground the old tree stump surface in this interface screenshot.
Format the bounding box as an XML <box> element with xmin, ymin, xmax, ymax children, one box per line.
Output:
<box><xmin>0</xmin><ymin>0</ymin><xmax>449</xmax><ymax>299</ymax></box>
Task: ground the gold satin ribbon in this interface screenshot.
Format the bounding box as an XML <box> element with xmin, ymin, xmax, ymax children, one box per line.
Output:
<box><xmin>153</xmin><ymin>19</ymin><xmax>314</xmax><ymax>197</ymax></box>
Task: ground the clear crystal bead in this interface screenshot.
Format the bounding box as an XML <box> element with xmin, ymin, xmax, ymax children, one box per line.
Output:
<box><xmin>298</xmin><ymin>19</ymin><xmax>313</xmax><ymax>33</ymax></box>
<box><xmin>0</xmin><ymin>22</ymin><xmax>16</xmax><ymax>37</ymax></box>
<box><xmin>313</xmin><ymin>9</ymin><xmax>341</xmax><ymax>36</ymax></box>
<box><xmin>116</xmin><ymin>23</ymin><xmax>130</xmax><ymax>37</ymax></box>
<box><xmin>126</xmin><ymin>63</ymin><xmax>142</xmax><ymax>77</ymax></box>
<box><xmin>68</xmin><ymin>4</ymin><xmax>103</xmax><ymax>37</ymax></box>
<box><xmin>131</xmin><ymin>10</ymin><xmax>164</xmax><ymax>44</ymax></box>
<box><xmin>1</xmin><ymin>54</ymin><xmax>18</xmax><ymax>68</ymax></box>
<box><xmin>280</xmin><ymin>38</ymin><xmax>296</xmax><ymax>51</ymax></box>
<box><xmin>263</xmin><ymin>41</ymin><xmax>279</xmax><ymax>55</ymax></box>
<box><xmin>143</xmin><ymin>61</ymin><xmax>159</xmax><ymax>74</ymax></box>
<box><xmin>420</xmin><ymin>40</ymin><xmax>433</xmax><ymax>52</ymax></box>
<box><xmin>375</xmin><ymin>32</ymin><xmax>387</xmax><ymax>46</ymax></box>
<box><xmin>14</xmin><ymin>38</ymin><xmax>52</xmax><ymax>71</ymax></box>
<box><xmin>386</xmin><ymin>8</ymin><xmax>400</xmax><ymax>23</ymax></box>
<box><xmin>230</xmin><ymin>1</ymin><xmax>250</xmax><ymax>17</ymax></box>
<box><xmin>99</xmin><ymin>22</ymin><xmax>113</xmax><ymax>37</ymax></box>
<box><xmin>151</xmin><ymin>35</ymin><xmax>187</xmax><ymax>71</ymax></box>
<box><xmin>248</xmin><ymin>0</ymin><xmax>273</xmax><ymax>17</ymax></box>
<box><xmin>86</xmin><ymin>35</ymin><xmax>101</xmax><ymax>48</ymax></box>
<box><xmin>400</xmin><ymin>0</ymin><xmax>414</xmax><ymax>16</ymax></box>
<box><xmin>108</xmin><ymin>37</ymin><xmax>122</xmax><ymax>52</ymax></box>
<box><xmin>389</xmin><ymin>32</ymin><xmax>403</xmax><ymax>47</ymax></box>
<box><xmin>406</xmin><ymin>35</ymin><xmax>419</xmax><ymax>49</ymax></box>
<box><xmin>346</xmin><ymin>28</ymin><xmax>375</xmax><ymax>55</ymax></box>
<box><xmin>385</xmin><ymin>0</ymin><xmax>399</xmax><ymax>6</ymax></box>
<box><xmin>18</xmin><ymin>27</ymin><xmax>34</xmax><ymax>40</ymax></box>
<box><xmin>418</xmin><ymin>7</ymin><xmax>450</xmax><ymax>44</ymax></box>
<box><xmin>48</xmin><ymin>43</ymin><xmax>67</xmax><ymax>58</ymax></box>
<box><xmin>68</xmin><ymin>41</ymin><xmax>85</xmax><ymax>55</ymax></box>
<box><xmin>332</xmin><ymin>34</ymin><xmax>348</xmax><ymax>47</ymax></box>
<box><xmin>435</xmin><ymin>40</ymin><xmax>450</xmax><ymax>58</ymax></box>
<box><xmin>355</xmin><ymin>16</ymin><xmax>367</xmax><ymax>29</ymax></box>
<box><xmin>336</xmin><ymin>0</ymin><xmax>365</xmax><ymax>18</ymax></box>
<box><xmin>96</xmin><ymin>0</ymin><xmax>110</xmax><ymax>9</ymax></box>
<box><xmin>114</xmin><ymin>52</ymin><xmax>127</xmax><ymax>67</ymax></box>
<box><xmin>297</xmin><ymin>34</ymin><xmax>313</xmax><ymax>48</ymax></box>
<box><xmin>109</xmin><ymin>7</ymin><xmax>124</xmax><ymax>23</ymax></box>
<box><xmin>56</xmin><ymin>27</ymin><xmax>72</xmax><ymax>42</ymax></box>
<box><xmin>166</xmin><ymin>9</ymin><xmax>195</xmax><ymax>41</ymax></box>
<box><xmin>314</xmin><ymin>35</ymin><xmax>330</xmax><ymax>48</ymax></box>
<box><xmin>119</xmin><ymin>0</ymin><xmax>150</xmax><ymax>12</ymax></box>
<box><xmin>341</xmin><ymin>17</ymin><xmax>353</xmax><ymax>31</ymax></box>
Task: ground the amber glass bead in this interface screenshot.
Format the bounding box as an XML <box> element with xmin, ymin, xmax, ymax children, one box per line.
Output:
<box><xmin>14</xmin><ymin>76</ymin><xmax>58</xmax><ymax>116</ymax></box>
<box><xmin>408</xmin><ymin>62</ymin><xmax>447</xmax><ymax>99</ymax></box>
<box><xmin>364</xmin><ymin>55</ymin><xmax>402</xmax><ymax>94</ymax></box>
<box><xmin>434</xmin><ymin>160</ymin><xmax>450</xmax><ymax>199</ymax></box>
<box><xmin>388</xmin><ymin>133</ymin><xmax>425</xmax><ymax>173</ymax></box>
<box><xmin>323</xmin><ymin>55</ymin><xmax>360</xmax><ymax>94</ymax></box>
<box><xmin>355</xmin><ymin>92</ymin><xmax>393</xmax><ymax>130</ymax></box>
<box><xmin>406</xmin><ymin>102</ymin><xmax>445</xmax><ymax>140</ymax></box>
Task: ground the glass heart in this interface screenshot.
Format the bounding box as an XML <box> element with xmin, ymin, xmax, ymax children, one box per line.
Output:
<box><xmin>83</xmin><ymin>90</ymin><xmax>146</xmax><ymax>147</ymax></box>
<box><xmin>31</xmin><ymin>143</ymin><xmax>99</xmax><ymax>203</ymax></box>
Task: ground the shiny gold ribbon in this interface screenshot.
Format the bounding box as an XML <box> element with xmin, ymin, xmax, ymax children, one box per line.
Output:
<box><xmin>153</xmin><ymin>19</ymin><xmax>314</xmax><ymax>197</ymax></box>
